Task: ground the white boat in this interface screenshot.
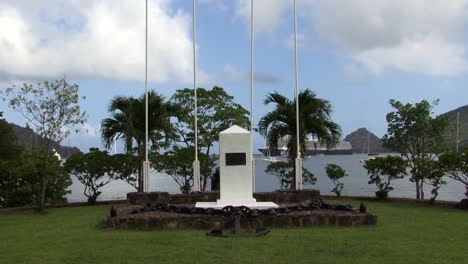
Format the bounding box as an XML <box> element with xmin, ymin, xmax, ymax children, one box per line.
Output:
<box><xmin>260</xmin><ymin>146</ymin><xmax>288</xmax><ymax>162</ymax></box>
<box><xmin>258</xmin><ymin>135</ymin><xmax>353</xmax><ymax>156</ymax></box>
<box><xmin>261</xmin><ymin>156</ymin><xmax>287</xmax><ymax>163</ymax></box>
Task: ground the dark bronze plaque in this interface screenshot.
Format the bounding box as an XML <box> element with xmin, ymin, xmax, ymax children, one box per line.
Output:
<box><xmin>225</xmin><ymin>152</ymin><xmax>246</xmax><ymax>166</ymax></box>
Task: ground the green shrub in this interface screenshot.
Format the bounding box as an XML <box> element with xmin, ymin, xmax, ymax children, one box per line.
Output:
<box><xmin>364</xmin><ymin>156</ymin><xmax>407</xmax><ymax>199</ymax></box>
<box><xmin>325</xmin><ymin>164</ymin><xmax>347</xmax><ymax>197</ymax></box>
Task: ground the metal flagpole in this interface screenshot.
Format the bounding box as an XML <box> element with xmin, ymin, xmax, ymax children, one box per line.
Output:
<box><xmin>250</xmin><ymin>0</ymin><xmax>255</xmax><ymax>193</ymax></box>
<box><xmin>293</xmin><ymin>0</ymin><xmax>303</xmax><ymax>190</ymax></box>
<box><xmin>193</xmin><ymin>0</ymin><xmax>201</xmax><ymax>192</ymax></box>
<box><xmin>143</xmin><ymin>0</ymin><xmax>150</xmax><ymax>192</ymax></box>
<box><xmin>457</xmin><ymin>112</ymin><xmax>460</xmax><ymax>152</ymax></box>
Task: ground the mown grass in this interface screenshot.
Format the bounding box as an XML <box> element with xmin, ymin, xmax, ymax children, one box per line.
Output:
<box><xmin>0</xmin><ymin>200</ymin><xmax>467</xmax><ymax>264</ymax></box>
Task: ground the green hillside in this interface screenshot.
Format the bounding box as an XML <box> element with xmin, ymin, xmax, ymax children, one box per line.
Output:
<box><xmin>441</xmin><ymin>105</ymin><xmax>468</xmax><ymax>150</ymax></box>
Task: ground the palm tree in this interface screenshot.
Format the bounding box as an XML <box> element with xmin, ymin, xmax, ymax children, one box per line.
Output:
<box><xmin>101</xmin><ymin>91</ymin><xmax>175</xmax><ymax>192</ymax></box>
<box><xmin>258</xmin><ymin>89</ymin><xmax>341</xmax><ymax>162</ymax></box>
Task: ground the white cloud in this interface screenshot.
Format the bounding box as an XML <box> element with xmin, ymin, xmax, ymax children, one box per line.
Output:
<box><xmin>235</xmin><ymin>0</ymin><xmax>468</xmax><ymax>76</ymax></box>
<box><xmin>0</xmin><ymin>0</ymin><xmax>210</xmax><ymax>83</ymax></box>
<box><xmin>235</xmin><ymin>0</ymin><xmax>290</xmax><ymax>33</ymax></box>
<box><xmin>355</xmin><ymin>34</ymin><xmax>467</xmax><ymax>76</ymax></box>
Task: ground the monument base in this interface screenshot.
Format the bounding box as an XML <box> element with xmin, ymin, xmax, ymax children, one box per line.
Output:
<box><xmin>195</xmin><ymin>201</ymin><xmax>278</xmax><ymax>209</ymax></box>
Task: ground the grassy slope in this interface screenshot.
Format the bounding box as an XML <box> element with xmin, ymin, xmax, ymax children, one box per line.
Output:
<box><xmin>0</xmin><ymin>201</ymin><xmax>467</xmax><ymax>264</ymax></box>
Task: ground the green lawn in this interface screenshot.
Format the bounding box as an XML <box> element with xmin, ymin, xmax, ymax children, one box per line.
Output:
<box><xmin>0</xmin><ymin>200</ymin><xmax>467</xmax><ymax>264</ymax></box>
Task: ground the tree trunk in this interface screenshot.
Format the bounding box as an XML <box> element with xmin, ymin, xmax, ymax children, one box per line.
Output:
<box><xmin>415</xmin><ymin>180</ymin><xmax>420</xmax><ymax>200</ymax></box>
<box><xmin>201</xmin><ymin>147</ymin><xmax>211</xmax><ymax>191</ymax></box>
<box><xmin>88</xmin><ymin>194</ymin><xmax>98</xmax><ymax>205</ymax></box>
<box><xmin>38</xmin><ymin>174</ymin><xmax>48</xmax><ymax>212</ymax></box>
<box><xmin>38</xmin><ymin>158</ymin><xmax>49</xmax><ymax>212</ymax></box>
<box><xmin>201</xmin><ymin>166</ymin><xmax>208</xmax><ymax>191</ymax></box>
<box><xmin>138</xmin><ymin>160</ymin><xmax>143</xmax><ymax>192</ymax></box>
<box><xmin>420</xmin><ymin>182</ymin><xmax>425</xmax><ymax>200</ymax></box>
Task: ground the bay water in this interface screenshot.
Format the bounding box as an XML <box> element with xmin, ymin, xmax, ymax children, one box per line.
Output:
<box><xmin>66</xmin><ymin>154</ymin><xmax>466</xmax><ymax>203</ymax></box>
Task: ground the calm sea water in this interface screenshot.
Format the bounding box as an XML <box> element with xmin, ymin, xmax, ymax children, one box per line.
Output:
<box><xmin>66</xmin><ymin>154</ymin><xmax>466</xmax><ymax>202</ymax></box>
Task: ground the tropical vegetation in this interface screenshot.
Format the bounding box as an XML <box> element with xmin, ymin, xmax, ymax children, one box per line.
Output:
<box><xmin>325</xmin><ymin>164</ymin><xmax>347</xmax><ymax>197</ymax></box>
<box><xmin>382</xmin><ymin>99</ymin><xmax>450</xmax><ymax>200</ymax></box>
<box><xmin>259</xmin><ymin>89</ymin><xmax>341</xmax><ymax>188</ymax></box>
<box><xmin>152</xmin><ymin>146</ymin><xmax>213</xmax><ymax>193</ymax></box>
<box><xmin>169</xmin><ymin>87</ymin><xmax>250</xmax><ymax>190</ymax></box>
<box><xmin>64</xmin><ymin>148</ymin><xmax>116</xmax><ymax>204</ymax></box>
<box><xmin>1</xmin><ymin>79</ymin><xmax>85</xmax><ymax>211</ymax></box>
<box><xmin>265</xmin><ymin>161</ymin><xmax>316</xmax><ymax>189</ymax></box>
<box><xmin>439</xmin><ymin>149</ymin><xmax>468</xmax><ymax>199</ymax></box>
<box><xmin>259</xmin><ymin>89</ymin><xmax>341</xmax><ymax>161</ymax></box>
<box><xmin>100</xmin><ymin>91</ymin><xmax>176</xmax><ymax>192</ymax></box>
<box><xmin>364</xmin><ymin>156</ymin><xmax>408</xmax><ymax>199</ymax></box>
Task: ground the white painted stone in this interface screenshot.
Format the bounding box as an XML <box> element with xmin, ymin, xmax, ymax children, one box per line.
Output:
<box><xmin>218</xmin><ymin>125</ymin><xmax>255</xmax><ymax>204</ymax></box>
<box><xmin>195</xmin><ymin>201</ymin><xmax>278</xmax><ymax>209</ymax></box>
<box><xmin>195</xmin><ymin>125</ymin><xmax>278</xmax><ymax>209</ymax></box>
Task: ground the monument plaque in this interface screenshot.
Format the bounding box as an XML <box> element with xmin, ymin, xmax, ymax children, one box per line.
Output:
<box><xmin>225</xmin><ymin>153</ymin><xmax>246</xmax><ymax>166</ymax></box>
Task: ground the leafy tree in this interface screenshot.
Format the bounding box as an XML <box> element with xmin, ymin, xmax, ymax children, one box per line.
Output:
<box><xmin>382</xmin><ymin>99</ymin><xmax>450</xmax><ymax>199</ymax></box>
<box><xmin>170</xmin><ymin>87</ymin><xmax>250</xmax><ymax>190</ymax></box>
<box><xmin>259</xmin><ymin>89</ymin><xmax>341</xmax><ymax>189</ymax></box>
<box><xmin>439</xmin><ymin>149</ymin><xmax>468</xmax><ymax>199</ymax></box>
<box><xmin>101</xmin><ymin>91</ymin><xmax>176</xmax><ymax>192</ymax></box>
<box><xmin>112</xmin><ymin>153</ymin><xmax>140</xmax><ymax>190</ymax></box>
<box><xmin>325</xmin><ymin>164</ymin><xmax>347</xmax><ymax>197</ymax></box>
<box><xmin>1</xmin><ymin>150</ymin><xmax>71</xmax><ymax>208</ymax></box>
<box><xmin>364</xmin><ymin>156</ymin><xmax>408</xmax><ymax>199</ymax></box>
<box><xmin>259</xmin><ymin>89</ymin><xmax>341</xmax><ymax>161</ymax></box>
<box><xmin>0</xmin><ymin>112</ymin><xmax>25</xmax><ymax>207</ymax></box>
<box><xmin>0</xmin><ymin>111</ymin><xmax>23</xmax><ymax>160</ymax></box>
<box><xmin>265</xmin><ymin>161</ymin><xmax>316</xmax><ymax>190</ymax></box>
<box><xmin>0</xmin><ymin>159</ymin><xmax>31</xmax><ymax>207</ymax></box>
<box><xmin>152</xmin><ymin>146</ymin><xmax>215</xmax><ymax>193</ymax></box>
<box><xmin>412</xmin><ymin>157</ymin><xmax>445</xmax><ymax>204</ymax></box>
<box><xmin>1</xmin><ymin>79</ymin><xmax>86</xmax><ymax>211</ymax></box>
<box><xmin>65</xmin><ymin>148</ymin><xmax>115</xmax><ymax>204</ymax></box>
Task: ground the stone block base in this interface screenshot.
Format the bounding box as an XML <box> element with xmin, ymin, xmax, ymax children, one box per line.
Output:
<box><xmin>103</xmin><ymin>205</ymin><xmax>377</xmax><ymax>230</ymax></box>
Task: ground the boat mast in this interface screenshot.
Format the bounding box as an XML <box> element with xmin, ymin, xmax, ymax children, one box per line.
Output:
<box><xmin>367</xmin><ymin>128</ymin><xmax>370</xmax><ymax>154</ymax></box>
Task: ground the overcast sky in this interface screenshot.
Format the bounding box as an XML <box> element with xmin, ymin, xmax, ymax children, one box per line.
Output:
<box><xmin>1</xmin><ymin>0</ymin><xmax>468</xmax><ymax>153</ymax></box>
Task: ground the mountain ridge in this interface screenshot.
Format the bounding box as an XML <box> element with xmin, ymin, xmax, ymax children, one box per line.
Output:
<box><xmin>343</xmin><ymin>104</ymin><xmax>468</xmax><ymax>153</ymax></box>
<box><xmin>343</xmin><ymin>128</ymin><xmax>390</xmax><ymax>154</ymax></box>
<box><xmin>10</xmin><ymin>123</ymin><xmax>81</xmax><ymax>158</ymax></box>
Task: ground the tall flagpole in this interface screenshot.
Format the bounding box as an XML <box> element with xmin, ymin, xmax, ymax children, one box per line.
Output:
<box><xmin>193</xmin><ymin>0</ymin><xmax>201</xmax><ymax>192</ymax></box>
<box><xmin>457</xmin><ymin>112</ymin><xmax>460</xmax><ymax>152</ymax></box>
<box><xmin>143</xmin><ymin>0</ymin><xmax>150</xmax><ymax>192</ymax></box>
<box><xmin>293</xmin><ymin>0</ymin><xmax>303</xmax><ymax>190</ymax></box>
<box><xmin>250</xmin><ymin>0</ymin><xmax>255</xmax><ymax>193</ymax></box>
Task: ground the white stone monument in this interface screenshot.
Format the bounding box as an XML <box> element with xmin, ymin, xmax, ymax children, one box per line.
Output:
<box><xmin>196</xmin><ymin>125</ymin><xmax>278</xmax><ymax>209</ymax></box>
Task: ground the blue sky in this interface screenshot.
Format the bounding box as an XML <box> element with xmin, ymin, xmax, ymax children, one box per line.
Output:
<box><xmin>1</xmin><ymin>0</ymin><xmax>468</xmax><ymax>153</ymax></box>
